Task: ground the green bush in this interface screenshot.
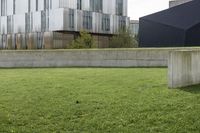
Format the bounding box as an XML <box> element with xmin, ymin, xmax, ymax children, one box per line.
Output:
<box><xmin>70</xmin><ymin>30</ymin><xmax>96</xmax><ymax>49</ymax></box>
<box><xmin>109</xmin><ymin>28</ymin><xmax>138</xmax><ymax>48</ymax></box>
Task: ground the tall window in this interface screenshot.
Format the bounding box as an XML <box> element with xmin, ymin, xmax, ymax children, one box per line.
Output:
<box><xmin>36</xmin><ymin>0</ymin><xmax>38</xmax><ymax>11</ymax></box>
<box><xmin>50</xmin><ymin>0</ymin><xmax>52</xmax><ymax>9</ymax></box>
<box><xmin>13</xmin><ymin>0</ymin><xmax>16</xmax><ymax>14</ymax></box>
<box><xmin>102</xmin><ymin>14</ymin><xmax>110</xmax><ymax>31</ymax></box>
<box><xmin>90</xmin><ymin>0</ymin><xmax>102</xmax><ymax>12</ymax></box>
<box><xmin>28</xmin><ymin>0</ymin><xmax>31</xmax><ymax>12</ymax></box>
<box><xmin>25</xmin><ymin>13</ymin><xmax>31</xmax><ymax>33</ymax></box>
<box><xmin>116</xmin><ymin>0</ymin><xmax>123</xmax><ymax>16</ymax></box>
<box><xmin>1</xmin><ymin>0</ymin><xmax>6</xmax><ymax>16</ymax></box>
<box><xmin>7</xmin><ymin>16</ymin><xmax>12</xmax><ymax>33</ymax></box>
<box><xmin>119</xmin><ymin>17</ymin><xmax>126</xmax><ymax>29</ymax></box>
<box><xmin>44</xmin><ymin>0</ymin><xmax>49</xmax><ymax>10</ymax></box>
<box><xmin>41</xmin><ymin>11</ymin><xmax>47</xmax><ymax>32</ymax></box>
<box><xmin>69</xmin><ymin>9</ymin><xmax>74</xmax><ymax>29</ymax></box>
<box><xmin>77</xmin><ymin>0</ymin><xmax>82</xmax><ymax>10</ymax></box>
<box><xmin>83</xmin><ymin>11</ymin><xmax>92</xmax><ymax>30</ymax></box>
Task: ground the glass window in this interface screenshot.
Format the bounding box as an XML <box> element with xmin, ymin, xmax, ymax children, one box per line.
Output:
<box><xmin>116</xmin><ymin>0</ymin><xmax>123</xmax><ymax>16</ymax></box>
<box><xmin>102</xmin><ymin>14</ymin><xmax>110</xmax><ymax>31</ymax></box>
<box><xmin>119</xmin><ymin>16</ymin><xmax>126</xmax><ymax>29</ymax></box>
<box><xmin>50</xmin><ymin>0</ymin><xmax>52</xmax><ymax>9</ymax></box>
<box><xmin>131</xmin><ymin>23</ymin><xmax>139</xmax><ymax>35</ymax></box>
<box><xmin>25</xmin><ymin>13</ymin><xmax>31</xmax><ymax>33</ymax></box>
<box><xmin>69</xmin><ymin>9</ymin><xmax>74</xmax><ymax>29</ymax></box>
<box><xmin>83</xmin><ymin>11</ymin><xmax>92</xmax><ymax>30</ymax></box>
<box><xmin>1</xmin><ymin>0</ymin><xmax>6</xmax><ymax>16</ymax></box>
<box><xmin>28</xmin><ymin>0</ymin><xmax>31</xmax><ymax>12</ymax></box>
<box><xmin>36</xmin><ymin>0</ymin><xmax>38</xmax><ymax>11</ymax></box>
<box><xmin>44</xmin><ymin>0</ymin><xmax>49</xmax><ymax>10</ymax></box>
<box><xmin>13</xmin><ymin>0</ymin><xmax>16</xmax><ymax>14</ymax></box>
<box><xmin>7</xmin><ymin>16</ymin><xmax>12</xmax><ymax>33</ymax></box>
<box><xmin>77</xmin><ymin>0</ymin><xmax>82</xmax><ymax>10</ymax></box>
<box><xmin>90</xmin><ymin>0</ymin><xmax>102</xmax><ymax>12</ymax></box>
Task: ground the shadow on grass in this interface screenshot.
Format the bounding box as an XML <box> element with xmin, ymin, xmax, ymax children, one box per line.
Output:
<box><xmin>178</xmin><ymin>84</ymin><xmax>200</xmax><ymax>94</ymax></box>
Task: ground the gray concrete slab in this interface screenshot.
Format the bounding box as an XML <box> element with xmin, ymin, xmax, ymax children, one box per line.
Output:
<box><xmin>168</xmin><ymin>50</ymin><xmax>200</xmax><ymax>88</ymax></box>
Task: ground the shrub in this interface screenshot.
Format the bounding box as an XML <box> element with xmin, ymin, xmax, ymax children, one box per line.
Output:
<box><xmin>109</xmin><ymin>28</ymin><xmax>138</xmax><ymax>48</ymax></box>
<box><xmin>70</xmin><ymin>30</ymin><xmax>96</xmax><ymax>49</ymax></box>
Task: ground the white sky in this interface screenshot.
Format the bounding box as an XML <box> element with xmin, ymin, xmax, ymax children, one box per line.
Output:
<box><xmin>128</xmin><ymin>0</ymin><xmax>169</xmax><ymax>20</ymax></box>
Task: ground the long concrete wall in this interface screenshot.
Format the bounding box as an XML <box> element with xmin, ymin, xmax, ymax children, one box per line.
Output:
<box><xmin>0</xmin><ymin>48</ymin><xmax>199</xmax><ymax>68</ymax></box>
<box><xmin>0</xmin><ymin>48</ymin><xmax>174</xmax><ymax>68</ymax></box>
<box><xmin>168</xmin><ymin>50</ymin><xmax>200</xmax><ymax>88</ymax></box>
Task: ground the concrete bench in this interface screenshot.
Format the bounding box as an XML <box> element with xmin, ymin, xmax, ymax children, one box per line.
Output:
<box><xmin>168</xmin><ymin>50</ymin><xmax>200</xmax><ymax>88</ymax></box>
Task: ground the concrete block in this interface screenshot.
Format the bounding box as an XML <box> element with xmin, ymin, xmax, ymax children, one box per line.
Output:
<box><xmin>168</xmin><ymin>50</ymin><xmax>200</xmax><ymax>88</ymax></box>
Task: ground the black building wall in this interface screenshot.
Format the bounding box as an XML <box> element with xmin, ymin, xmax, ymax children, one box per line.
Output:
<box><xmin>185</xmin><ymin>23</ymin><xmax>200</xmax><ymax>46</ymax></box>
<box><xmin>139</xmin><ymin>19</ymin><xmax>185</xmax><ymax>47</ymax></box>
<box><xmin>139</xmin><ymin>0</ymin><xmax>200</xmax><ymax>47</ymax></box>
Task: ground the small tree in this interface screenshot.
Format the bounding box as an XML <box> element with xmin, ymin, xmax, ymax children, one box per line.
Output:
<box><xmin>109</xmin><ymin>28</ymin><xmax>138</xmax><ymax>48</ymax></box>
<box><xmin>70</xmin><ymin>30</ymin><xmax>96</xmax><ymax>49</ymax></box>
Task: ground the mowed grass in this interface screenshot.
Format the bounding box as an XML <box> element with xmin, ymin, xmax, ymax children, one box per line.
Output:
<box><xmin>0</xmin><ymin>68</ymin><xmax>200</xmax><ymax>133</ymax></box>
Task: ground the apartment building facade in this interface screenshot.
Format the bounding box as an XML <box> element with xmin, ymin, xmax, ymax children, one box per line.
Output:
<box><xmin>0</xmin><ymin>0</ymin><xmax>129</xmax><ymax>49</ymax></box>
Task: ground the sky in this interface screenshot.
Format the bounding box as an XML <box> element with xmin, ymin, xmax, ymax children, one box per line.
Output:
<box><xmin>128</xmin><ymin>0</ymin><xmax>169</xmax><ymax>20</ymax></box>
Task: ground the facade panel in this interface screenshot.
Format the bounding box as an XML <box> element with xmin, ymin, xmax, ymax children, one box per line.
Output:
<box><xmin>0</xmin><ymin>0</ymin><xmax>128</xmax><ymax>49</ymax></box>
<box><xmin>38</xmin><ymin>0</ymin><xmax>44</xmax><ymax>11</ymax></box>
<box><xmin>1</xmin><ymin>0</ymin><xmax>6</xmax><ymax>16</ymax></box>
<box><xmin>30</xmin><ymin>0</ymin><xmax>37</xmax><ymax>12</ymax></box>
<box><xmin>0</xmin><ymin>1</ymin><xmax>1</xmax><ymax>16</ymax></box>
<box><xmin>7</xmin><ymin>15</ymin><xmax>14</xmax><ymax>34</ymax></box>
<box><xmin>92</xmin><ymin>12</ymin><xmax>101</xmax><ymax>33</ymax></box>
<box><xmin>103</xmin><ymin>0</ymin><xmax>115</xmax><ymax>15</ymax></box>
<box><xmin>82</xmin><ymin>0</ymin><xmax>90</xmax><ymax>11</ymax></box>
<box><xmin>32</xmin><ymin>11</ymin><xmax>41</xmax><ymax>32</ymax></box>
<box><xmin>15</xmin><ymin>0</ymin><xmax>29</xmax><ymax>14</ymax></box>
<box><xmin>13</xmin><ymin>14</ymin><xmax>26</xmax><ymax>33</ymax></box>
<box><xmin>1</xmin><ymin>16</ymin><xmax>7</xmax><ymax>34</ymax></box>
<box><xmin>49</xmin><ymin>8</ymin><xmax>64</xmax><ymax>31</ymax></box>
<box><xmin>7</xmin><ymin>0</ymin><xmax>14</xmax><ymax>16</ymax></box>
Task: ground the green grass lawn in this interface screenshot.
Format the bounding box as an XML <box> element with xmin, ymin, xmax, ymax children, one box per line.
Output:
<box><xmin>0</xmin><ymin>68</ymin><xmax>200</xmax><ymax>133</ymax></box>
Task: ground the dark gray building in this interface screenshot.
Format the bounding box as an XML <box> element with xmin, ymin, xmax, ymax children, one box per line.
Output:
<box><xmin>139</xmin><ymin>0</ymin><xmax>200</xmax><ymax>47</ymax></box>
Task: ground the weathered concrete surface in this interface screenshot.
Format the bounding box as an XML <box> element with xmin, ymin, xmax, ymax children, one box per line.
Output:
<box><xmin>168</xmin><ymin>50</ymin><xmax>200</xmax><ymax>88</ymax></box>
<box><xmin>0</xmin><ymin>48</ymin><xmax>199</xmax><ymax>68</ymax></box>
<box><xmin>0</xmin><ymin>48</ymin><xmax>172</xmax><ymax>68</ymax></box>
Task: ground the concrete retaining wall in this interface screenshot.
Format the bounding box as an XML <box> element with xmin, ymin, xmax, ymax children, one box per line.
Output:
<box><xmin>0</xmin><ymin>48</ymin><xmax>199</xmax><ymax>68</ymax></box>
<box><xmin>0</xmin><ymin>48</ymin><xmax>173</xmax><ymax>68</ymax></box>
<box><xmin>168</xmin><ymin>50</ymin><xmax>200</xmax><ymax>88</ymax></box>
